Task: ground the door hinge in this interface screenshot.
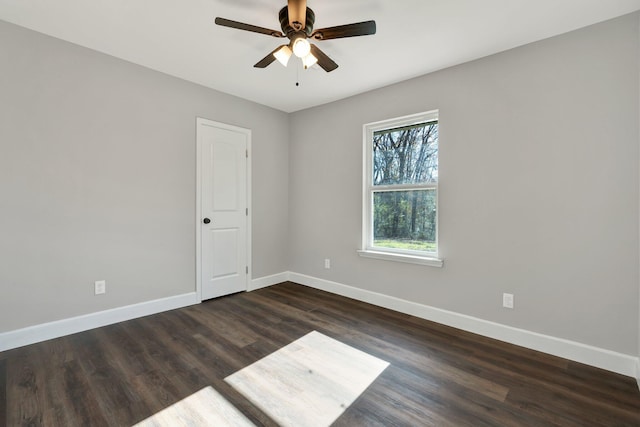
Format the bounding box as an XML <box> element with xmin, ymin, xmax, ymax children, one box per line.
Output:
<box><xmin>246</xmin><ymin>266</ymin><xmax>249</xmax><ymax>274</ymax></box>
<box><xmin>246</xmin><ymin>149</ymin><xmax>248</xmax><ymax>158</ymax></box>
<box><xmin>246</xmin><ymin>207</ymin><xmax>248</xmax><ymax>216</ymax></box>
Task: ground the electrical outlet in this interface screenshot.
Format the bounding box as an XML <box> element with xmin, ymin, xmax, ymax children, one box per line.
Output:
<box><xmin>324</xmin><ymin>258</ymin><xmax>331</xmax><ymax>269</ymax></box>
<box><xmin>503</xmin><ymin>293</ymin><xmax>514</xmax><ymax>309</ymax></box>
<box><xmin>95</xmin><ymin>280</ymin><xmax>106</xmax><ymax>295</ymax></box>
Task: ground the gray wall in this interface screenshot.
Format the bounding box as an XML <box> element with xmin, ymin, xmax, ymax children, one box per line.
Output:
<box><xmin>2</xmin><ymin>13</ymin><xmax>639</xmax><ymax>359</ymax></box>
<box><xmin>289</xmin><ymin>14</ymin><xmax>639</xmax><ymax>355</ymax></box>
<box><xmin>0</xmin><ymin>20</ymin><xmax>290</xmax><ymax>332</ymax></box>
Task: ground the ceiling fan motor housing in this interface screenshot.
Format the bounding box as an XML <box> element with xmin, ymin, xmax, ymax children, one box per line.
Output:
<box><xmin>279</xmin><ymin>6</ymin><xmax>315</xmax><ymax>37</ymax></box>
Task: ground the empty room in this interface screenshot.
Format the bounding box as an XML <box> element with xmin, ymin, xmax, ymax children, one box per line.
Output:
<box><xmin>1</xmin><ymin>0</ymin><xmax>640</xmax><ymax>425</ymax></box>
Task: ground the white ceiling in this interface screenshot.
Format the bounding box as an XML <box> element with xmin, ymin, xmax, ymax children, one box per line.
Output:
<box><xmin>1</xmin><ymin>0</ymin><xmax>639</xmax><ymax>113</ymax></box>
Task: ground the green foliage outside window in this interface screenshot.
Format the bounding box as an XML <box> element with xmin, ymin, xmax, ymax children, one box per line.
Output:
<box><xmin>372</xmin><ymin>122</ymin><xmax>438</xmax><ymax>253</ymax></box>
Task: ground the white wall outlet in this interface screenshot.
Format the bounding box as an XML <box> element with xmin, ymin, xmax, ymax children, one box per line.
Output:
<box><xmin>503</xmin><ymin>293</ymin><xmax>514</xmax><ymax>309</ymax></box>
<box><xmin>324</xmin><ymin>258</ymin><xmax>331</xmax><ymax>269</ymax></box>
<box><xmin>95</xmin><ymin>280</ymin><xmax>106</xmax><ymax>295</ymax></box>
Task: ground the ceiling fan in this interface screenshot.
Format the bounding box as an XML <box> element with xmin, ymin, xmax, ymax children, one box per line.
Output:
<box><xmin>215</xmin><ymin>0</ymin><xmax>376</xmax><ymax>72</ymax></box>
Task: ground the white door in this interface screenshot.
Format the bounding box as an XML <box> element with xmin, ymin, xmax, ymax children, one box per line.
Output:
<box><xmin>197</xmin><ymin>118</ymin><xmax>250</xmax><ymax>300</ymax></box>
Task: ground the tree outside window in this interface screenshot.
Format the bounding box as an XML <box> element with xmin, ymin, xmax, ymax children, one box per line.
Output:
<box><xmin>363</xmin><ymin>111</ymin><xmax>439</xmax><ymax>259</ymax></box>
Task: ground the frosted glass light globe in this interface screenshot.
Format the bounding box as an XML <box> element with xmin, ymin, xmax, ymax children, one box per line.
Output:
<box><xmin>292</xmin><ymin>37</ymin><xmax>311</xmax><ymax>58</ymax></box>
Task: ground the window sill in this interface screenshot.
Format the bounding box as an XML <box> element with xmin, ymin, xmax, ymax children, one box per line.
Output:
<box><xmin>357</xmin><ymin>250</ymin><xmax>444</xmax><ymax>267</ymax></box>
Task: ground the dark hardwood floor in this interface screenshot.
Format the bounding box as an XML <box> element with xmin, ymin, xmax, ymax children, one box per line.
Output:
<box><xmin>1</xmin><ymin>282</ymin><xmax>639</xmax><ymax>426</ymax></box>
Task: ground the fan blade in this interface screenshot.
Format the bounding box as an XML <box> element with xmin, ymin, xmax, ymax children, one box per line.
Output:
<box><xmin>215</xmin><ymin>17</ymin><xmax>284</xmax><ymax>38</ymax></box>
<box><xmin>310</xmin><ymin>44</ymin><xmax>338</xmax><ymax>72</ymax></box>
<box><xmin>288</xmin><ymin>0</ymin><xmax>307</xmax><ymax>30</ymax></box>
<box><xmin>311</xmin><ymin>20</ymin><xmax>376</xmax><ymax>40</ymax></box>
<box><xmin>254</xmin><ymin>45</ymin><xmax>288</xmax><ymax>68</ymax></box>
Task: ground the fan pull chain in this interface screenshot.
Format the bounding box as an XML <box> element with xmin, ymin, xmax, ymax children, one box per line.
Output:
<box><xmin>296</xmin><ymin>61</ymin><xmax>300</xmax><ymax>86</ymax></box>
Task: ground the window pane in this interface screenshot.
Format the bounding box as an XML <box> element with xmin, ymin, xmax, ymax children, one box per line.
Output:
<box><xmin>373</xmin><ymin>122</ymin><xmax>438</xmax><ymax>186</ymax></box>
<box><xmin>373</xmin><ymin>189</ymin><xmax>436</xmax><ymax>253</ymax></box>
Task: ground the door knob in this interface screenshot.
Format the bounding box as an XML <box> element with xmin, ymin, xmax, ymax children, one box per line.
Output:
<box><xmin>203</xmin><ymin>218</ymin><xmax>211</xmax><ymax>224</ymax></box>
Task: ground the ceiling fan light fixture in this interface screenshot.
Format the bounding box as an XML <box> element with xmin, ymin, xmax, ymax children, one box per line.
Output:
<box><xmin>274</xmin><ymin>45</ymin><xmax>292</xmax><ymax>66</ymax></box>
<box><xmin>292</xmin><ymin>36</ymin><xmax>311</xmax><ymax>58</ymax></box>
<box><xmin>302</xmin><ymin>52</ymin><xmax>318</xmax><ymax>69</ymax></box>
<box><xmin>216</xmin><ymin>3</ymin><xmax>375</xmax><ymax>73</ymax></box>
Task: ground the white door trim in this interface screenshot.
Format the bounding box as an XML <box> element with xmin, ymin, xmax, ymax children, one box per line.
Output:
<box><xmin>196</xmin><ymin>118</ymin><xmax>252</xmax><ymax>302</ymax></box>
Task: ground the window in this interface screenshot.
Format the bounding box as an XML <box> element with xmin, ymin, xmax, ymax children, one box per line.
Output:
<box><xmin>359</xmin><ymin>111</ymin><xmax>442</xmax><ymax>267</ymax></box>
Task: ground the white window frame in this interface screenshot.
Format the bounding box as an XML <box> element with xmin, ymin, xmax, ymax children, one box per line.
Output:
<box><xmin>358</xmin><ymin>110</ymin><xmax>443</xmax><ymax>267</ymax></box>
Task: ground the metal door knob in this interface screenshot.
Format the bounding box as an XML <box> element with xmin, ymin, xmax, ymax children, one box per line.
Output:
<box><xmin>203</xmin><ymin>218</ymin><xmax>211</xmax><ymax>224</ymax></box>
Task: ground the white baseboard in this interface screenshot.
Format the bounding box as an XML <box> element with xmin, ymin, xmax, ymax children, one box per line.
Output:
<box><xmin>0</xmin><ymin>269</ymin><xmax>290</xmax><ymax>353</ymax></box>
<box><xmin>0</xmin><ymin>292</ymin><xmax>198</xmax><ymax>352</ymax></box>
<box><xmin>3</xmin><ymin>272</ymin><xmax>638</xmax><ymax>381</ymax></box>
<box><xmin>289</xmin><ymin>272</ymin><xmax>639</xmax><ymax>378</ymax></box>
<box><xmin>249</xmin><ymin>272</ymin><xmax>290</xmax><ymax>291</ymax></box>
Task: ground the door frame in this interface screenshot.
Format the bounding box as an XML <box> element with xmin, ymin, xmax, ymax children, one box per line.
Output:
<box><xmin>195</xmin><ymin>117</ymin><xmax>252</xmax><ymax>303</ymax></box>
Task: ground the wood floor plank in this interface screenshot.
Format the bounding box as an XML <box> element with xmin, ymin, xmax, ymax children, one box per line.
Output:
<box><xmin>6</xmin><ymin>346</ymin><xmax>46</xmax><ymax>426</ymax></box>
<box><xmin>38</xmin><ymin>340</ymin><xmax>76</xmax><ymax>427</ymax></box>
<box><xmin>133</xmin><ymin>309</ymin><xmax>276</xmax><ymax>426</ymax></box>
<box><xmin>68</xmin><ymin>331</ymin><xmax>154</xmax><ymax>426</ymax></box>
<box><xmin>243</xmin><ymin>288</ymin><xmax>511</xmax><ymax>403</ymax></box>
<box><xmin>1</xmin><ymin>281</ymin><xmax>639</xmax><ymax>426</ymax></box>
<box><xmin>185</xmin><ymin>302</ymin><xmax>261</xmax><ymax>349</ymax></box>
<box><xmin>0</xmin><ymin>358</ymin><xmax>6</xmax><ymax>427</ymax></box>
<box><xmin>60</xmin><ymin>359</ymin><xmax>110</xmax><ymax>426</ymax></box>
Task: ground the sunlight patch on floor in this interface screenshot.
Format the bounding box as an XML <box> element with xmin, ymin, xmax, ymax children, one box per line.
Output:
<box><xmin>133</xmin><ymin>386</ymin><xmax>255</xmax><ymax>427</ymax></box>
<box><xmin>225</xmin><ymin>330</ymin><xmax>390</xmax><ymax>427</ymax></box>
